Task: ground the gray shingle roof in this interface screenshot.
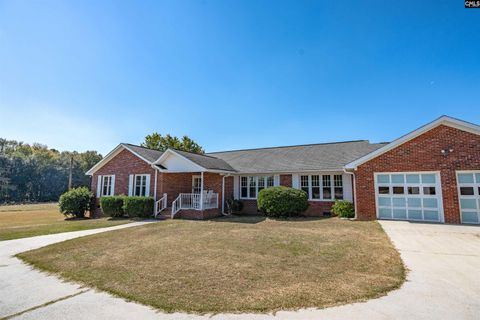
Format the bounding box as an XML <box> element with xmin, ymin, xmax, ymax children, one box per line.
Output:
<box><xmin>173</xmin><ymin>149</ymin><xmax>236</xmax><ymax>172</ymax></box>
<box><xmin>207</xmin><ymin>140</ymin><xmax>387</xmax><ymax>173</ymax></box>
<box><xmin>122</xmin><ymin>143</ymin><xmax>163</xmax><ymax>163</ymax></box>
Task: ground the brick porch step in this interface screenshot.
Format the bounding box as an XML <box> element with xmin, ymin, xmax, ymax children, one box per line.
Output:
<box><xmin>155</xmin><ymin>207</ymin><xmax>172</xmax><ymax>219</ymax></box>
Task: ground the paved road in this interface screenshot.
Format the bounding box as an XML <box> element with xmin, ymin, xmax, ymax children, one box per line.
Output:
<box><xmin>1</xmin><ymin>220</ymin><xmax>479</xmax><ymax>319</ymax></box>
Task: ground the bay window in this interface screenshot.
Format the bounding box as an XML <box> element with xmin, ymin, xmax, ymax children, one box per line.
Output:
<box><xmin>240</xmin><ymin>175</ymin><xmax>275</xmax><ymax>199</ymax></box>
<box><xmin>300</xmin><ymin>174</ymin><xmax>343</xmax><ymax>200</ymax></box>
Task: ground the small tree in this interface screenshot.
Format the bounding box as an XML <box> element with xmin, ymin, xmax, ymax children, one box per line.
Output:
<box><xmin>257</xmin><ymin>186</ymin><xmax>309</xmax><ymax>218</ymax></box>
<box><xmin>141</xmin><ymin>133</ymin><xmax>204</xmax><ymax>154</ymax></box>
<box><xmin>331</xmin><ymin>200</ymin><xmax>355</xmax><ymax>218</ymax></box>
<box><xmin>59</xmin><ymin>187</ymin><xmax>94</xmax><ymax>219</ymax></box>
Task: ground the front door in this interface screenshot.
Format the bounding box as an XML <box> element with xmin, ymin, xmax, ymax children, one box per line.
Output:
<box><xmin>192</xmin><ymin>176</ymin><xmax>202</xmax><ymax>194</ymax></box>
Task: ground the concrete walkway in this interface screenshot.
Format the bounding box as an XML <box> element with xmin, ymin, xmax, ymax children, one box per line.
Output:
<box><xmin>1</xmin><ymin>221</ymin><xmax>479</xmax><ymax>319</ymax></box>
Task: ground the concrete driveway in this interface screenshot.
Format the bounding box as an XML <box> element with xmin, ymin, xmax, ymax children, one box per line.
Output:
<box><xmin>0</xmin><ymin>220</ymin><xmax>479</xmax><ymax>320</ymax></box>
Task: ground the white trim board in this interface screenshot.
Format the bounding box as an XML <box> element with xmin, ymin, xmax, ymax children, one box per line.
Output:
<box><xmin>154</xmin><ymin>149</ymin><xmax>206</xmax><ymax>172</ymax></box>
<box><xmin>345</xmin><ymin>116</ymin><xmax>480</xmax><ymax>170</ymax></box>
<box><xmin>153</xmin><ymin>148</ymin><xmax>236</xmax><ymax>173</ymax></box>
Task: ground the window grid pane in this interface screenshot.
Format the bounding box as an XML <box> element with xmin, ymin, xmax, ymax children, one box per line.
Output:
<box><xmin>249</xmin><ymin>177</ymin><xmax>256</xmax><ymax>198</ymax></box>
<box><xmin>266</xmin><ymin>176</ymin><xmax>274</xmax><ymax>187</ymax></box>
<box><xmin>102</xmin><ymin>176</ymin><xmax>111</xmax><ymax>196</ymax></box>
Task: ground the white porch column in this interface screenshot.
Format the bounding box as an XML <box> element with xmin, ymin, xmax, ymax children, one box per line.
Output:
<box><xmin>200</xmin><ymin>171</ymin><xmax>204</xmax><ymax>210</ymax></box>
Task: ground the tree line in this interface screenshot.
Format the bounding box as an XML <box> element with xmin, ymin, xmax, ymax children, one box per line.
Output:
<box><xmin>0</xmin><ymin>138</ymin><xmax>102</xmax><ymax>204</ymax></box>
<box><xmin>0</xmin><ymin>133</ymin><xmax>203</xmax><ymax>204</ymax></box>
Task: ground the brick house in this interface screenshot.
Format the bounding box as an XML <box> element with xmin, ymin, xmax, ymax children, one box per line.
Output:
<box><xmin>87</xmin><ymin>116</ymin><xmax>480</xmax><ymax>225</ymax></box>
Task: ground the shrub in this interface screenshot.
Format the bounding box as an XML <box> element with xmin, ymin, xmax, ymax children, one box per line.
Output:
<box><xmin>123</xmin><ymin>197</ymin><xmax>154</xmax><ymax>218</ymax></box>
<box><xmin>226</xmin><ymin>197</ymin><xmax>243</xmax><ymax>214</ymax></box>
<box><xmin>59</xmin><ymin>187</ymin><xmax>94</xmax><ymax>219</ymax></box>
<box><xmin>257</xmin><ymin>186</ymin><xmax>309</xmax><ymax>218</ymax></box>
<box><xmin>100</xmin><ymin>196</ymin><xmax>125</xmax><ymax>217</ymax></box>
<box><xmin>332</xmin><ymin>200</ymin><xmax>355</xmax><ymax>218</ymax></box>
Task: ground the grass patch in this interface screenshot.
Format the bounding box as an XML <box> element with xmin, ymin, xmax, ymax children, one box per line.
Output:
<box><xmin>0</xmin><ymin>203</ymin><xmax>130</xmax><ymax>240</ymax></box>
<box><xmin>17</xmin><ymin>216</ymin><xmax>405</xmax><ymax>314</ymax></box>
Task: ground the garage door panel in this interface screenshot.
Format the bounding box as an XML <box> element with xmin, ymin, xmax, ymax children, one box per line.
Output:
<box><xmin>461</xmin><ymin>211</ymin><xmax>479</xmax><ymax>224</ymax></box>
<box><xmin>376</xmin><ymin>172</ymin><xmax>443</xmax><ymax>223</ymax></box>
<box><xmin>407</xmin><ymin>198</ymin><xmax>421</xmax><ymax>207</ymax></box>
<box><xmin>424</xmin><ymin>210</ymin><xmax>439</xmax><ymax>221</ymax></box>
<box><xmin>378</xmin><ymin>197</ymin><xmax>391</xmax><ymax>207</ymax></box>
<box><xmin>407</xmin><ymin>209</ymin><xmax>422</xmax><ymax>220</ymax></box>
<box><xmin>457</xmin><ymin>171</ymin><xmax>480</xmax><ymax>224</ymax></box>
<box><xmin>379</xmin><ymin>208</ymin><xmax>392</xmax><ymax>219</ymax></box>
<box><xmin>393</xmin><ymin>209</ymin><xmax>407</xmax><ymax>219</ymax></box>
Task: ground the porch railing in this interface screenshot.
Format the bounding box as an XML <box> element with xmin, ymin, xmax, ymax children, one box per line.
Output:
<box><xmin>154</xmin><ymin>193</ymin><xmax>167</xmax><ymax>218</ymax></box>
<box><xmin>171</xmin><ymin>192</ymin><xmax>219</xmax><ymax>218</ymax></box>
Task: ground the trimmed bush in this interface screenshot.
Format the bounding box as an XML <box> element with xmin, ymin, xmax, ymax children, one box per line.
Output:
<box><xmin>257</xmin><ymin>186</ymin><xmax>309</xmax><ymax>218</ymax></box>
<box><xmin>59</xmin><ymin>187</ymin><xmax>94</xmax><ymax>219</ymax></box>
<box><xmin>123</xmin><ymin>197</ymin><xmax>154</xmax><ymax>218</ymax></box>
<box><xmin>100</xmin><ymin>196</ymin><xmax>125</xmax><ymax>218</ymax></box>
<box><xmin>332</xmin><ymin>200</ymin><xmax>355</xmax><ymax>218</ymax></box>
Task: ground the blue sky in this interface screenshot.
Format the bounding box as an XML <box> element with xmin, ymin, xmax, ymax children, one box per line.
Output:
<box><xmin>0</xmin><ymin>0</ymin><xmax>479</xmax><ymax>155</ymax></box>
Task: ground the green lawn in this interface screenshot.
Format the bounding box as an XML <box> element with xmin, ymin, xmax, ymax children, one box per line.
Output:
<box><xmin>0</xmin><ymin>203</ymin><xmax>131</xmax><ymax>240</ymax></box>
<box><xmin>18</xmin><ymin>216</ymin><xmax>405</xmax><ymax>313</ymax></box>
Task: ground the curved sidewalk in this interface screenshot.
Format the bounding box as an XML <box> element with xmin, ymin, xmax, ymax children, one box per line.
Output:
<box><xmin>1</xmin><ymin>220</ymin><xmax>479</xmax><ymax>320</ymax></box>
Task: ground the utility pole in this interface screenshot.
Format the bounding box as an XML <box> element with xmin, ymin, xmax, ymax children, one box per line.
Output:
<box><xmin>68</xmin><ymin>155</ymin><xmax>73</xmax><ymax>190</ymax></box>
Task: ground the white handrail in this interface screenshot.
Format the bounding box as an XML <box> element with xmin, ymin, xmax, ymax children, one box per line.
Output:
<box><xmin>154</xmin><ymin>193</ymin><xmax>168</xmax><ymax>218</ymax></box>
<box><xmin>171</xmin><ymin>192</ymin><xmax>219</xmax><ymax>218</ymax></box>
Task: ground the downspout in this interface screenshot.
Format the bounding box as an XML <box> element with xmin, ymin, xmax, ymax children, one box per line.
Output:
<box><xmin>343</xmin><ymin>167</ymin><xmax>357</xmax><ymax>219</ymax></box>
<box><xmin>154</xmin><ymin>169</ymin><xmax>158</xmax><ymax>201</ymax></box>
<box><xmin>221</xmin><ymin>174</ymin><xmax>231</xmax><ymax>215</ymax></box>
<box><xmin>200</xmin><ymin>171</ymin><xmax>204</xmax><ymax>211</ymax></box>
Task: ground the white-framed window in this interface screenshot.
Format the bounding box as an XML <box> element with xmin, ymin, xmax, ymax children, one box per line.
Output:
<box><xmin>300</xmin><ymin>174</ymin><xmax>343</xmax><ymax>201</ymax></box>
<box><xmin>240</xmin><ymin>175</ymin><xmax>274</xmax><ymax>199</ymax></box>
<box><xmin>101</xmin><ymin>175</ymin><xmax>114</xmax><ymax>196</ymax></box>
<box><xmin>334</xmin><ymin>174</ymin><xmax>343</xmax><ymax>199</ymax></box>
<box><xmin>134</xmin><ymin>174</ymin><xmax>148</xmax><ymax>197</ymax></box>
<box><xmin>192</xmin><ymin>175</ymin><xmax>202</xmax><ymax>194</ymax></box>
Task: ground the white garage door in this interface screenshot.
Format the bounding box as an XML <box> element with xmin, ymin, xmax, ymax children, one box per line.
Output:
<box><xmin>457</xmin><ymin>171</ymin><xmax>480</xmax><ymax>224</ymax></box>
<box><xmin>375</xmin><ymin>172</ymin><xmax>444</xmax><ymax>223</ymax></box>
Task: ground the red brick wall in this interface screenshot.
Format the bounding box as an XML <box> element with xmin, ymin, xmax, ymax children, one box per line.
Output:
<box><xmin>240</xmin><ymin>199</ymin><xmax>259</xmax><ymax>215</ymax></box>
<box><xmin>303</xmin><ymin>201</ymin><xmax>334</xmax><ymax>216</ymax></box>
<box><xmin>158</xmin><ymin>172</ymin><xmax>196</xmax><ymax>206</ymax></box>
<box><xmin>355</xmin><ymin>125</ymin><xmax>480</xmax><ymax>224</ymax></box>
<box><xmin>91</xmin><ymin>149</ymin><xmax>156</xmax><ymax>197</ymax></box>
<box><xmin>176</xmin><ymin>208</ymin><xmax>221</xmax><ymax>220</ymax></box>
<box><xmin>91</xmin><ymin>149</ymin><xmax>156</xmax><ymax>216</ymax></box>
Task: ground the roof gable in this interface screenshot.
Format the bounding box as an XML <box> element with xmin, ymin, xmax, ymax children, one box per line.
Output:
<box><xmin>85</xmin><ymin>144</ymin><xmax>162</xmax><ymax>175</ymax></box>
<box><xmin>154</xmin><ymin>149</ymin><xmax>236</xmax><ymax>173</ymax></box>
<box><xmin>344</xmin><ymin>116</ymin><xmax>480</xmax><ymax>170</ymax></box>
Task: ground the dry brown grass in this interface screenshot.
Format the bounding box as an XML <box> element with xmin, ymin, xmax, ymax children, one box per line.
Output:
<box><xmin>0</xmin><ymin>203</ymin><xmax>130</xmax><ymax>240</ymax></box>
<box><xmin>18</xmin><ymin>216</ymin><xmax>405</xmax><ymax>314</ymax></box>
